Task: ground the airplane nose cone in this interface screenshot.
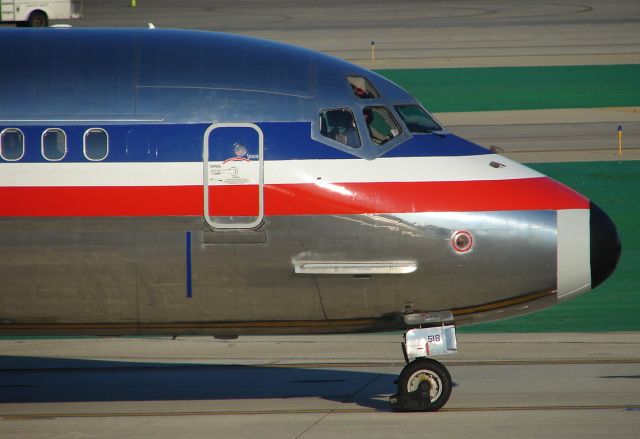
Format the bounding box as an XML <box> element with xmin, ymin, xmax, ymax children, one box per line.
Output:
<box><xmin>590</xmin><ymin>202</ymin><xmax>621</xmax><ymax>289</ymax></box>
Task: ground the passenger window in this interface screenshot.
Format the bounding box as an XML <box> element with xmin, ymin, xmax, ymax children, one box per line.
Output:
<box><xmin>42</xmin><ymin>129</ymin><xmax>67</xmax><ymax>161</ymax></box>
<box><xmin>395</xmin><ymin>105</ymin><xmax>442</xmax><ymax>133</ymax></box>
<box><xmin>363</xmin><ymin>107</ymin><xmax>401</xmax><ymax>145</ymax></box>
<box><xmin>0</xmin><ymin>128</ymin><xmax>25</xmax><ymax>161</ymax></box>
<box><xmin>84</xmin><ymin>128</ymin><xmax>108</xmax><ymax>161</ymax></box>
<box><xmin>347</xmin><ymin>75</ymin><xmax>379</xmax><ymax>99</ymax></box>
<box><xmin>320</xmin><ymin>109</ymin><xmax>361</xmax><ymax>148</ymax></box>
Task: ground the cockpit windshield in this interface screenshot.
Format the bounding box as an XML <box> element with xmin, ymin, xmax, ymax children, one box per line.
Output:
<box><xmin>395</xmin><ymin>105</ymin><xmax>442</xmax><ymax>133</ymax></box>
<box><xmin>363</xmin><ymin>107</ymin><xmax>401</xmax><ymax>145</ymax></box>
<box><xmin>320</xmin><ymin>108</ymin><xmax>361</xmax><ymax>148</ymax></box>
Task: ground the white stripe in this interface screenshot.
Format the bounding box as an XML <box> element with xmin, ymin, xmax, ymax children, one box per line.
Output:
<box><xmin>0</xmin><ymin>162</ymin><xmax>199</xmax><ymax>187</ymax></box>
<box><xmin>0</xmin><ymin>155</ymin><xmax>541</xmax><ymax>187</ymax></box>
<box><xmin>557</xmin><ymin>209</ymin><xmax>591</xmax><ymax>301</ymax></box>
<box><xmin>267</xmin><ymin>155</ymin><xmax>541</xmax><ymax>185</ymax></box>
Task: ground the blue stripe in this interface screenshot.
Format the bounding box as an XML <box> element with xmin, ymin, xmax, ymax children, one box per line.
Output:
<box><xmin>381</xmin><ymin>133</ymin><xmax>489</xmax><ymax>158</ymax></box>
<box><xmin>0</xmin><ymin>121</ymin><xmax>490</xmax><ymax>163</ymax></box>
<box><xmin>185</xmin><ymin>231</ymin><xmax>192</xmax><ymax>299</ymax></box>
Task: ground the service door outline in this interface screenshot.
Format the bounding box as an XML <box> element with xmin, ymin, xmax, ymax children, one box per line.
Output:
<box><xmin>203</xmin><ymin>123</ymin><xmax>264</xmax><ymax>229</ymax></box>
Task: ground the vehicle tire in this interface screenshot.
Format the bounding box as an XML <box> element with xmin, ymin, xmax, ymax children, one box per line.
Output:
<box><xmin>27</xmin><ymin>11</ymin><xmax>48</xmax><ymax>27</ymax></box>
<box><xmin>397</xmin><ymin>358</ymin><xmax>452</xmax><ymax>411</ymax></box>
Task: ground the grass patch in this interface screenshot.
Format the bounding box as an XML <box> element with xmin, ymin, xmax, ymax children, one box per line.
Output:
<box><xmin>377</xmin><ymin>65</ymin><xmax>640</xmax><ymax>112</ymax></box>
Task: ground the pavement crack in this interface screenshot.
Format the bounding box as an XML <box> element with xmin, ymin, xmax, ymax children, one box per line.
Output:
<box><xmin>294</xmin><ymin>373</ymin><xmax>385</xmax><ymax>438</ymax></box>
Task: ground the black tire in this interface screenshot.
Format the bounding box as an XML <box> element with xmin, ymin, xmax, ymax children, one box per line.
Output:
<box><xmin>27</xmin><ymin>11</ymin><xmax>48</xmax><ymax>27</ymax></box>
<box><xmin>397</xmin><ymin>358</ymin><xmax>452</xmax><ymax>411</ymax></box>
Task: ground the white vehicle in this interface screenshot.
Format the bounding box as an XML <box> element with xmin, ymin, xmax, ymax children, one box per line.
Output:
<box><xmin>0</xmin><ymin>0</ymin><xmax>82</xmax><ymax>27</ymax></box>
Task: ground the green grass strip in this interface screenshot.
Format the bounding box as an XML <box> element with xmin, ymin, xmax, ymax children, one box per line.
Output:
<box><xmin>462</xmin><ymin>160</ymin><xmax>640</xmax><ymax>333</ymax></box>
<box><xmin>376</xmin><ymin>65</ymin><xmax>640</xmax><ymax>112</ymax></box>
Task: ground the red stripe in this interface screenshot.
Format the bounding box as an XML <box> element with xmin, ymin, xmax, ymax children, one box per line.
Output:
<box><xmin>261</xmin><ymin>178</ymin><xmax>589</xmax><ymax>215</ymax></box>
<box><xmin>0</xmin><ymin>177</ymin><xmax>588</xmax><ymax>217</ymax></box>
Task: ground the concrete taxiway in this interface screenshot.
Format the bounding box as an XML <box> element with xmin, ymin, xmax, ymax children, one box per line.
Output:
<box><xmin>1</xmin><ymin>333</ymin><xmax>639</xmax><ymax>438</ymax></box>
<box><xmin>438</xmin><ymin>108</ymin><xmax>640</xmax><ymax>162</ymax></box>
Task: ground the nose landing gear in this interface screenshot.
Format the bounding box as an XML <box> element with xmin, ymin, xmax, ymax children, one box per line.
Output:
<box><xmin>389</xmin><ymin>324</ymin><xmax>457</xmax><ymax>412</ymax></box>
<box><xmin>390</xmin><ymin>358</ymin><xmax>452</xmax><ymax>411</ymax></box>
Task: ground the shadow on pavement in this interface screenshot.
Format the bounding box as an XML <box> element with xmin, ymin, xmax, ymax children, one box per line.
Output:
<box><xmin>0</xmin><ymin>356</ymin><xmax>396</xmax><ymax>410</ymax></box>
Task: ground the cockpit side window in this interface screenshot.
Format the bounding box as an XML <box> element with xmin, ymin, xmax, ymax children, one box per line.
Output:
<box><xmin>395</xmin><ymin>105</ymin><xmax>442</xmax><ymax>133</ymax></box>
<box><xmin>363</xmin><ymin>107</ymin><xmax>401</xmax><ymax>145</ymax></box>
<box><xmin>319</xmin><ymin>109</ymin><xmax>361</xmax><ymax>148</ymax></box>
<box><xmin>347</xmin><ymin>75</ymin><xmax>379</xmax><ymax>99</ymax></box>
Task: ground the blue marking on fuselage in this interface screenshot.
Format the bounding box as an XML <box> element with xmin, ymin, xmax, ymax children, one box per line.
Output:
<box><xmin>186</xmin><ymin>231</ymin><xmax>192</xmax><ymax>299</ymax></box>
<box><xmin>381</xmin><ymin>133</ymin><xmax>490</xmax><ymax>158</ymax></box>
<box><xmin>0</xmin><ymin>122</ymin><xmax>490</xmax><ymax>163</ymax></box>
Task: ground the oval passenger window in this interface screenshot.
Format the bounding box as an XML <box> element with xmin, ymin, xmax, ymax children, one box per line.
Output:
<box><xmin>0</xmin><ymin>128</ymin><xmax>25</xmax><ymax>161</ymax></box>
<box><xmin>84</xmin><ymin>128</ymin><xmax>109</xmax><ymax>161</ymax></box>
<box><xmin>42</xmin><ymin>129</ymin><xmax>67</xmax><ymax>161</ymax></box>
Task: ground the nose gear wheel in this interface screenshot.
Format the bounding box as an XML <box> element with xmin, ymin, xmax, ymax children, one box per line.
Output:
<box><xmin>390</xmin><ymin>358</ymin><xmax>452</xmax><ymax>412</ymax></box>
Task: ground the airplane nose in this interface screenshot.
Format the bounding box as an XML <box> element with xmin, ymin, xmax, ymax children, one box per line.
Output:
<box><xmin>590</xmin><ymin>202</ymin><xmax>621</xmax><ymax>289</ymax></box>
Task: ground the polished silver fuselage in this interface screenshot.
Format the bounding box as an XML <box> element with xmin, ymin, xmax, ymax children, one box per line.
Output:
<box><xmin>0</xmin><ymin>211</ymin><xmax>557</xmax><ymax>335</ymax></box>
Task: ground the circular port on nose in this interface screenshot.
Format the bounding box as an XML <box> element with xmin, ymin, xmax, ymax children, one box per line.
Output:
<box><xmin>451</xmin><ymin>231</ymin><xmax>473</xmax><ymax>253</ymax></box>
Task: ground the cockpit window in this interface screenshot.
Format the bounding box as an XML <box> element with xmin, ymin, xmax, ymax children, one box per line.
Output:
<box><xmin>395</xmin><ymin>105</ymin><xmax>442</xmax><ymax>133</ymax></box>
<box><xmin>320</xmin><ymin>108</ymin><xmax>361</xmax><ymax>148</ymax></box>
<box><xmin>363</xmin><ymin>107</ymin><xmax>401</xmax><ymax>145</ymax></box>
<box><xmin>347</xmin><ymin>75</ymin><xmax>379</xmax><ymax>99</ymax></box>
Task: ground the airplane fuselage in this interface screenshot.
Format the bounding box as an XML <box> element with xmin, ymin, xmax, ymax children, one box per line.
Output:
<box><xmin>0</xmin><ymin>28</ymin><xmax>620</xmax><ymax>336</ymax></box>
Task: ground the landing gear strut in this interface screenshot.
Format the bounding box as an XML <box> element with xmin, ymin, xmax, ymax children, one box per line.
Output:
<box><xmin>389</xmin><ymin>324</ymin><xmax>457</xmax><ymax>412</ymax></box>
